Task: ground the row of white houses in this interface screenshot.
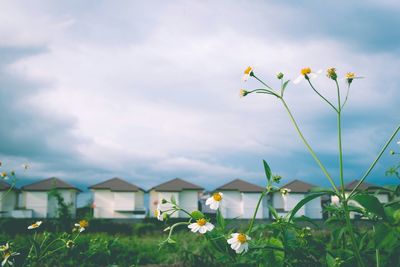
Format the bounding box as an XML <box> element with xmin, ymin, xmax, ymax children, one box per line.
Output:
<box><xmin>0</xmin><ymin>177</ymin><xmax>390</xmax><ymax>219</ymax></box>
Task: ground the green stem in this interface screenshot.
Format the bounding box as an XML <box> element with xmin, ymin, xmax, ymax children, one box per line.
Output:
<box><xmin>349</xmin><ymin>124</ymin><xmax>400</xmax><ymax>198</ymax></box>
<box><xmin>343</xmin><ymin>202</ymin><xmax>365</xmax><ymax>267</ymax></box>
<box><xmin>341</xmin><ymin>83</ymin><xmax>351</xmax><ymax>110</ymax></box>
<box><xmin>252</xmin><ymin>74</ymin><xmax>274</xmax><ymax>91</ymax></box>
<box><xmin>335</xmin><ymin>80</ymin><xmax>345</xmax><ymax>198</ymax></box>
<box><xmin>247</xmin><ymin>189</ymin><xmax>267</xmax><ymax>234</ymax></box>
<box><xmin>307</xmin><ymin>79</ymin><xmax>338</xmax><ymax>112</ymax></box>
<box><xmin>373</xmin><ymin>225</ymin><xmax>380</xmax><ymax>267</ymax></box>
<box><xmin>280</xmin><ymin>98</ymin><xmax>340</xmax><ymax>196</ymax></box>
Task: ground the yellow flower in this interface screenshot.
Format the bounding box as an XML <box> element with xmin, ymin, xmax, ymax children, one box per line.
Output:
<box><xmin>294</xmin><ymin>67</ymin><xmax>322</xmax><ymax>84</ymax></box>
<box><xmin>345</xmin><ymin>72</ymin><xmax>355</xmax><ymax>79</ymax></box>
<box><xmin>239</xmin><ymin>89</ymin><xmax>249</xmax><ymax>97</ymax></box>
<box><xmin>0</xmin><ymin>172</ymin><xmax>7</xmax><ymax>178</ymax></box>
<box><xmin>326</xmin><ymin>67</ymin><xmax>337</xmax><ymax>80</ymax></box>
<box><xmin>301</xmin><ymin>67</ymin><xmax>312</xmax><ymax>76</ymax></box>
<box><xmin>242</xmin><ymin>66</ymin><xmax>254</xmax><ymax>81</ymax></box>
<box><xmin>28</xmin><ymin>221</ymin><xmax>42</xmax><ymax>230</ymax></box>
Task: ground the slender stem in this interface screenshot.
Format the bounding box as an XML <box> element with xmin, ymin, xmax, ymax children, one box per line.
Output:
<box><xmin>280</xmin><ymin>98</ymin><xmax>340</xmax><ymax>195</ymax></box>
<box><xmin>373</xmin><ymin>225</ymin><xmax>380</xmax><ymax>267</ymax></box>
<box><xmin>343</xmin><ymin>202</ymin><xmax>365</xmax><ymax>267</ymax></box>
<box><xmin>349</xmin><ymin>124</ymin><xmax>400</xmax><ymax>198</ymax></box>
<box><xmin>341</xmin><ymin>83</ymin><xmax>351</xmax><ymax>110</ymax></box>
<box><xmin>247</xmin><ymin>190</ymin><xmax>267</xmax><ymax>234</ymax></box>
<box><xmin>307</xmin><ymin>79</ymin><xmax>338</xmax><ymax>112</ymax></box>
<box><xmin>335</xmin><ymin>80</ymin><xmax>345</xmax><ymax>198</ymax></box>
<box><xmin>252</xmin><ymin>74</ymin><xmax>274</xmax><ymax>91</ymax></box>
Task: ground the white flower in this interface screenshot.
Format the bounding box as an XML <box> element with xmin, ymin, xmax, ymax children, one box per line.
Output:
<box><xmin>0</xmin><ymin>244</ymin><xmax>9</xmax><ymax>252</ymax></box>
<box><xmin>205</xmin><ymin>192</ymin><xmax>223</xmax><ymax>210</ymax></box>
<box><xmin>188</xmin><ymin>218</ymin><xmax>214</xmax><ymax>234</ymax></box>
<box><xmin>280</xmin><ymin>188</ymin><xmax>291</xmax><ymax>195</ymax></box>
<box><xmin>227</xmin><ymin>233</ymin><xmax>251</xmax><ymax>254</ymax></box>
<box><xmin>74</xmin><ymin>220</ymin><xmax>89</xmax><ymax>232</ymax></box>
<box><xmin>21</xmin><ymin>163</ymin><xmax>30</xmax><ymax>170</ymax></box>
<box><xmin>242</xmin><ymin>66</ymin><xmax>254</xmax><ymax>81</ymax></box>
<box><xmin>27</xmin><ymin>221</ymin><xmax>42</xmax><ymax>230</ymax></box>
<box><xmin>0</xmin><ymin>243</ymin><xmax>19</xmax><ymax>267</ymax></box>
<box><xmin>293</xmin><ymin>67</ymin><xmax>322</xmax><ymax>84</ymax></box>
<box><xmin>397</xmin><ymin>140</ymin><xmax>400</xmax><ymax>145</ymax></box>
<box><xmin>154</xmin><ymin>205</ymin><xmax>164</xmax><ymax>221</ymax></box>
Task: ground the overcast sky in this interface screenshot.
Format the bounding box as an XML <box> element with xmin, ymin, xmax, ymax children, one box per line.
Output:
<box><xmin>0</xmin><ymin>0</ymin><xmax>399</xmax><ymax>194</ymax></box>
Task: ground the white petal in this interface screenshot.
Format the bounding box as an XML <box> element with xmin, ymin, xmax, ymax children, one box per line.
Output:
<box><xmin>309</xmin><ymin>73</ymin><xmax>318</xmax><ymax>79</ymax></box>
<box><xmin>242</xmin><ymin>74</ymin><xmax>249</xmax><ymax>81</ymax></box>
<box><xmin>219</xmin><ymin>192</ymin><xmax>223</xmax><ymax>197</ymax></box>
<box><xmin>231</xmin><ymin>233</ymin><xmax>239</xmax><ymax>238</ymax></box>
<box><xmin>205</xmin><ymin>197</ymin><xmax>213</xmax><ymax>205</ymax></box>
<box><xmin>246</xmin><ymin>235</ymin><xmax>251</xmax><ymax>240</ymax></box>
<box><xmin>316</xmin><ymin>69</ymin><xmax>323</xmax><ymax>74</ymax></box>
<box><xmin>205</xmin><ymin>223</ymin><xmax>214</xmax><ymax>231</ymax></box>
<box><xmin>293</xmin><ymin>75</ymin><xmax>304</xmax><ymax>84</ymax></box>
<box><xmin>232</xmin><ymin>242</ymin><xmax>241</xmax><ymax>251</ymax></box>
<box><xmin>199</xmin><ymin>226</ymin><xmax>207</xmax><ymax>234</ymax></box>
<box><xmin>227</xmin><ymin>237</ymin><xmax>236</xmax><ymax>244</ymax></box>
<box><xmin>243</xmin><ymin>243</ymin><xmax>249</xmax><ymax>253</ymax></box>
<box><xmin>209</xmin><ymin>201</ymin><xmax>219</xmax><ymax>210</ymax></box>
<box><xmin>188</xmin><ymin>223</ymin><xmax>196</xmax><ymax>229</ymax></box>
<box><xmin>236</xmin><ymin>244</ymin><xmax>245</xmax><ymax>254</ymax></box>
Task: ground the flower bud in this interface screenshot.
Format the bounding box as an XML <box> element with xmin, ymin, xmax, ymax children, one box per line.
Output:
<box><xmin>326</xmin><ymin>67</ymin><xmax>337</xmax><ymax>80</ymax></box>
<box><xmin>161</xmin><ymin>199</ymin><xmax>168</xmax><ymax>204</ymax></box>
<box><xmin>276</xmin><ymin>72</ymin><xmax>284</xmax><ymax>80</ymax></box>
<box><xmin>240</xmin><ymin>89</ymin><xmax>249</xmax><ymax>97</ymax></box>
<box><xmin>390</xmin><ymin>150</ymin><xmax>395</xmax><ymax>155</ymax></box>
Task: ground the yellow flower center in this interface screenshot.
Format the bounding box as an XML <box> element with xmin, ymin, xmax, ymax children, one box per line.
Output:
<box><xmin>244</xmin><ymin>66</ymin><xmax>253</xmax><ymax>75</ymax></box>
<box><xmin>301</xmin><ymin>67</ymin><xmax>311</xmax><ymax>76</ymax></box>
<box><xmin>31</xmin><ymin>223</ymin><xmax>38</xmax><ymax>228</ymax></box>
<box><xmin>197</xmin><ymin>218</ymin><xmax>207</xmax><ymax>226</ymax></box>
<box><xmin>237</xmin><ymin>233</ymin><xmax>247</xmax><ymax>244</ymax></box>
<box><xmin>1</xmin><ymin>172</ymin><xmax>6</xmax><ymax>177</ymax></box>
<box><xmin>346</xmin><ymin>72</ymin><xmax>355</xmax><ymax>79</ymax></box>
<box><xmin>154</xmin><ymin>209</ymin><xmax>159</xmax><ymax>217</ymax></box>
<box><xmin>212</xmin><ymin>193</ymin><xmax>222</xmax><ymax>201</ymax></box>
<box><xmin>79</xmin><ymin>220</ymin><xmax>89</xmax><ymax>228</ymax></box>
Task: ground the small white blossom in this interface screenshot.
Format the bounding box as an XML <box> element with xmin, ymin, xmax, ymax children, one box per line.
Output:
<box><xmin>188</xmin><ymin>218</ymin><xmax>214</xmax><ymax>234</ymax></box>
<box><xmin>227</xmin><ymin>233</ymin><xmax>251</xmax><ymax>254</ymax></box>
<box><xmin>205</xmin><ymin>192</ymin><xmax>223</xmax><ymax>210</ymax></box>
<box><xmin>27</xmin><ymin>221</ymin><xmax>42</xmax><ymax>230</ymax></box>
<box><xmin>293</xmin><ymin>68</ymin><xmax>322</xmax><ymax>84</ymax></box>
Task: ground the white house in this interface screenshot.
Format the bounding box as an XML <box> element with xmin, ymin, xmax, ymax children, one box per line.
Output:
<box><xmin>20</xmin><ymin>177</ymin><xmax>80</xmax><ymax>218</ymax></box>
<box><xmin>273</xmin><ymin>179</ymin><xmax>323</xmax><ymax>219</ymax></box>
<box><xmin>149</xmin><ymin>178</ymin><xmax>203</xmax><ymax>218</ymax></box>
<box><xmin>214</xmin><ymin>179</ymin><xmax>268</xmax><ymax>219</ymax></box>
<box><xmin>89</xmin><ymin>177</ymin><xmax>146</xmax><ymax>219</ymax></box>
<box><xmin>331</xmin><ymin>180</ymin><xmax>389</xmax><ymax>219</ymax></box>
<box><xmin>0</xmin><ymin>180</ymin><xmax>18</xmax><ymax>217</ymax></box>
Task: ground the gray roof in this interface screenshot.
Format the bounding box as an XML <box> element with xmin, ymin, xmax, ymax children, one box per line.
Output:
<box><xmin>281</xmin><ymin>179</ymin><xmax>317</xmax><ymax>193</ymax></box>
<box><xmin>0</xmin><ymin>180</ymin><xmax>14</xmax><ymax>191</ymax></box>
<box><xmin>216</xmin><ymin>179</ymin><xmax>264</xmax><ymax>193</ymax></box>
<box><xmin>89</xmin><ymin>177</ymin><xmax>144</xmax><ymax>192</ymax></box>
<box><xmin>342</xmin><ymin>180</ymin><xmax>382</xmax><ymax>191</ymax></box>
<box><xmin>151</xmin><ymin>178</ymin><xmax>203</xmax><ymax>192</ymax></box>
<box><xmin>21</xmin><ymin>177</ymin><xmax>81</xmax><ymax>192</ymax></box>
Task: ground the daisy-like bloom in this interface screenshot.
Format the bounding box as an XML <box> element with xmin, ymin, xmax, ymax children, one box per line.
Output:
<box><xmin>280</xmin><ymin>188</ymin><xmax>291</xmax><ymax>195</ymax></box>
<box><xmin>154</xmin><ymin>205</ymin><xmax>164</xmax><ymax>221</ymax></box>
<box><xmin>293</xmin><ymin>67</ymin><xmax>322</xmax><ymax>84</ymax></box>
<box><xmin>205</xmin><ymin>192</ymin><xmax>223</xmax><ymax>210</ymax></box>
<box><xmin>1</xmin><ymin>249</ymin><xmax>19</xmax><ymax>267</ymax></box>
<box><xmin>242</xmin><ymin>66</ymin><xmax>254</xmax><ymax>81</ymax></box>
<box><xmin>0</xmin><ymin>172</ymin><xmax>7</xmax><ymax>179</ymax></box>
<box><xmin>0</xmin><ymin>243</ymin><xmax>9</xmax><ymax>252</ymax></box>
<box><xmin>74</xmin><ymin>220</ymin><xmax>89</xmax><ymax>232</ymax></box>
<box><xmin>227</xmin><ymin>233</ymin><xmax>251</xmax><ymax>254</ymax></box>
<box><xmin>345</xmin><ymin>72</ymin><xmax>356</xmax><ymax>84</ymax></box>
<box><xmin>28</xmin><ymin>221</ymin><xmax>42</xmax><ymax>230</ymax></box>
<box><xmin>239</xmin><ymin>89</ymin><xmax>249</xmax><ymax>97</ymax></box>
<box><xmin>326</xmin><ymin>67</ymin><xmax>337</xmax><ymax>80</ymax></box>
<box><xmin>188</xmin><ymin>218</ymin><xmax>214</xmax><ymax>234</ymax></box>
<box><xmin>66</xmin><ymin>240</ymin><xmax>75</xmax><ymax>249</ymax></box>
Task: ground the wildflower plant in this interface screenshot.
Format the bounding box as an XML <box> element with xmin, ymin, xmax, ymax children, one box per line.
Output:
<box><xmin>240</xmin><ymin>66</ymin><xmax>399</xmax><ymax>267</ymax></box>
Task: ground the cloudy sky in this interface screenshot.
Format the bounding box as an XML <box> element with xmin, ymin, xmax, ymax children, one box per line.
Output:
<box><xmin>0</xmin><ymin>1</ymin><xmax>399</xmax><ymax>198</ymax></box>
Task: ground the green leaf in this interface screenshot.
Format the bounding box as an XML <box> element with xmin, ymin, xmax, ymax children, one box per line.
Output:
<box><xmin>352</xmin><ymin>193</ymin><xmax>386</xmax><ymax>219</ymax></box>
<box><xmin>268</xmin><ymin>205</ymin><xmax>279</xmax><ymax>220</ymax></box>
<box><xmin>216</xmin><ymin>209</ymin><xmax>225</xmax><ymax>230</ymax></box>
<box><xmin>190</xmin><ymin>210</ymin><xmax>204</xmax><ymax>220</ymax></box>
<box><xmin>292</xmin><ymin>215</ymin><xmax>319</xmax><ymax>228</ymax></box>
<box><xmin>263</xmin><ymin>160</ymin><xmax>271</xmax><ymax>182</ymax></box>
<box><xmin>374</xmin><ymin>222</ymin><xmax>398</xmax><ymax>249</ymax></box>
<box><xmin>170</xmin><ymin>195</ymin><xmax>177</xmax><ymax>205</ymax></box>
<box><xmin>326</xmin><ymin>253</ymin><xmax>335</xmax><ymax>267</ymax></box>
<box><xmin>288</xmin><ymin>191</ymin><xmax>332</xmax><ymax>222</ymax></box>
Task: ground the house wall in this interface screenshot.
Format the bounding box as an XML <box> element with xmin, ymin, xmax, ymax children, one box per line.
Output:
<box><xmin>47</xmin><ymin>190</ymin><xmax>77</xmax><ymax>218</ymax></box>
<box><xmin>93</xmin><ymin>190</ymin><xmax>114</xmax><ymax>218</ymax></box>
<box><xmin>305</xmin><ymin>197</ymin><xmax>322</xmax><ymax>219</ymax></box>
<box><xmin>25</xmin><ymin>191</ymin><xmax>48</xmax><ymax>218</ymax></box>
<box><xmin>242</xmin><ymin>193</ymin><xmax>265</xmax><ymax>219</ymax></box>
<box><xmin>179</xmin><ymin>190</ymin><xmax>198</xmax><ymax>218</ymax></box>
<box><xmin>220</xmin><ymin>191</ymin><xmax>242</xmax><ymax>219</ymax></box>
<box><xmin>149</xmin><ymin>190</ymin><xmax>158</xmax><ymax>217</ymax></box>
<box><xmin>135</xmin><ymin>191</ymin><xmax>145</xmax><ymax>210</ymax></box>
<box><xmin>273</xmin><ymin>193</ymin><xmax>306</xmax><ymax>217</ymax></box>
<box><xmin>0</xmin><ymin>191</ymin><xmax>17</xmax><ymax>217</ymax></box>
<box><xmin>272</xmin><ymin>193</ymin><xmax>284</xmax><ymax>210</ymax></box>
